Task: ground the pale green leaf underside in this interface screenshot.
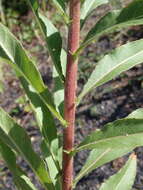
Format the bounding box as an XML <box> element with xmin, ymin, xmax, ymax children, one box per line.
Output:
<box><xmin>76</xmin><ymin>108</ymin><xmax>143</xmax><ymax>151</ymax></box>
<box><xmin>78</xmin><ymin>39</ymin><xmax>143</xmax><ymax>103</ymax></box>
<box><xmin>100</xmin><ymin>155</ymin><xmax>136</xmax><ymax>190</ymax></box>
<box><xmin>73</xmin><ymin>147</ymin><xmax>134</xmax><ymax>187</ymax></box>
<box><xmin>81</xmin><ymin>0</ymin><xmax>108</xmax><ymax>27</ymax></box>
<box><xmin>0</xmin><ymin>23</ymin><xmax>66</xmax><ymax>126</ymax></box>
<box><xmin>0</xmin><ymin>107</ymin><xmax>54</xmax><ymax>190</ymax></box>
<box><xmin>76</xmin><ymin>118</ymin><xmax>143</xmax><ymax>151</ymax></box>
<box><xmin>82</xmin><ymin>0</ymin><xmax>143</xmax><ymax>49</ymax></box>
<box><xmin>73</xmin><ymin>109</ymin><xmax>142</xmax><ymax>185</ymax></box>
<box><xmin>0</xmin><ymin>140</ymin><xmax>37</xmax><ymax>190</ymax></box>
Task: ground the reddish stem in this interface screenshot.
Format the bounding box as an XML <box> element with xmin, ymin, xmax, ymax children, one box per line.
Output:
<box><xmin>62</xmin><ymin>0</ymin><xmax>80</xmax><ymax>190</ymax></box>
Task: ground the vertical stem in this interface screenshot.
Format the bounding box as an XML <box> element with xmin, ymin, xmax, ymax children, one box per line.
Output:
<box><xmin>63</xmin><ymin>0</ymin><xmax>80</xmax><ymax>190</ymax></box>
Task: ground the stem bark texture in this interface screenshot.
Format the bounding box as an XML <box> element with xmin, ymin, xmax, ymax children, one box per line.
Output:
<box><xmin>63</xmin><ymin>0</ymin><xmax>80</xmax><ymax>190</ymax></box>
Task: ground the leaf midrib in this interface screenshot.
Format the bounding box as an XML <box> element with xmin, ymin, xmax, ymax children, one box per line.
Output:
<box><xmin>77</xmin><ymin>131</ymin><xmax>143</xmax><ymax>151</ymax></box>
<box><xmin>73</xmin><ymin>148</ymin><xmax>111</xmax><ymax>186</ymax></box>
<box><xmin>79</xmin><ymin>43</ymin><xmax>143</xmax><ymax>100</ymax></box>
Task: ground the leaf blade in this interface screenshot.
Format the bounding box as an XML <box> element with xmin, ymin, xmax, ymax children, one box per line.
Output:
<box><xmin>100</xmin><ymin>154</ymin><xmax>137</xmax><ymax>190</ymax></box>
<box><xmin>0</xmin><ymin>23</ymin><xmax>66</xmax><ymax>126</ymax></box>
<box><xmin>27</xmin><ymin>0</ymin><xmax>65</xmax><ymax>82</ymax></box>
<box><xmin>78</xmin><ymin>39</ymin><xmax>143</xmax><ymax>103</ymax></box>
<box><xmin>0</xmin><ymin>107</ymin><xmax>54</xmax><ymax>190</ymax></box>
<box><xmin>73</xmin><ymin>147</ymin><xmax>134</xmax><ymax>187</ymax></box>
<box><xmin>80</xmin><ymin>0</ymin><xmax>108</xmax><ymax>28</ymax></box>
<box><xmin>0</xmin><ymin>139</ymin><xmax>37</xmax><ymax>190</ymax></box>
<box><xmin>79</xmin><ymin>0</ymin><xmax>143</xmax><ymax>52</ymax></box>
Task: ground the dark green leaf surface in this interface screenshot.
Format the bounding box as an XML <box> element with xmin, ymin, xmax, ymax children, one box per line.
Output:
<box><xmin>100</xmin><ymin>154</ymin><xmax>136</xmax><ymax>190</ymax></box>
<box><xmin>80</xmin><ymin>0</ymin><xmax>143</xmax><ymax>51</ymax></box>
<box><xmin>78</xmin><ymin>39</ymin><xmax>143</xmax><ymax>103</ymax></box>
<box><xmin>0</xmin><ymin>140</ymin><xmax>37</xmax><ymax>190</ymax></box>
<box><xmin>27</xmin><ymin>0</ymin><xmax>65</xmax><ymax>82</ymax></box>
<box><xmin>0</xmin><ymin>107</ymin><xmax>54</xmax><ymax>190</ymax></box>
<box><xmin>0</xmin><ymin>23</ymin><xmax>66</xmax><ymax>126</ymax></box>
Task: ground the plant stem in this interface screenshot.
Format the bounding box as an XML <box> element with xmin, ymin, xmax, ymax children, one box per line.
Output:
<box><xmin>62</xmin><ymin>0</ymin><xmax>80</xmax><ymax>190</ymax></box>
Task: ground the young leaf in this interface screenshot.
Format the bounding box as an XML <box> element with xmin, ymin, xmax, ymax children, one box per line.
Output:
<box><xmin>0</xmin><ymin>139</ymin><xmax>37</xmax><ymax>190</ymax></box>
<box><xmin>73</xmin><ymin>147</ymin><xmax>134</xmax><ymax>187</ymax></box>
<box><xmin>78</xmin><ymin>39</ymin><xmax>143</xmax><ymax>103</ymax></box>
<box><xmin>26</xmin><ymin>0</ymin><xmax>65</xmax><ymax>82</ymax></box>
<box><xmin>0</xmin><ymin>23</ymin><xmax>66</xmax><ymax>126</ymax></box>
<box><xmin>79</xmin><ymin>0</ymin><xmax>143</xmax><ymax>52</ymax></box>
<box><xmin>100</xmin><ymin>154</ymin><xmax>137</xmax><ymax>190</ymax></box>
<box><xmin>75</xmin><ymin>117</ymin><xmax>143</xmax><ymax>152</ymax></box>
<box><xmin>0</xmin><ymin>107</ymin><xmax>54</xmax><ymax>190</ymax></box>
<box><xmin>80</xmin><ymin>0</ymin><xmax>108</xmax><ymax>28</ymax></box>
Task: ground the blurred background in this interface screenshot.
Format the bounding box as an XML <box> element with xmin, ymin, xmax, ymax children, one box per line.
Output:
<box><xmin>0</xmin><ymin>0</ymin><xmax>143</xmax><ymax>189</ymax></box>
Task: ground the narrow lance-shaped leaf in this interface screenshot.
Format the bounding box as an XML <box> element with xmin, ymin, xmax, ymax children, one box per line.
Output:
<box><xmin>0</xmin><ymin>23</ymin><xmax>66</xmax><ymax>126</ymax></box>
<box><xmin>27</xmin><ymin>0</ymin><xmax>65</xmax><ymax>82</ymax></box>
<box><xmin>100</xmin><ymin>154</ymin><xmax>137</xmax><ymax>190</ymax></box>
<box><xmin>0</xmin><ymin>21</ymin><xmax>63</xmax><ymax>182</ymax></box>
<box><xmin>0</xmin><ymin>139</ymin><xmax>37</xmax><ymax>190</ymax></box>
<box><xmin>74</xmin><ymin>108</ymin><xmax>143</xmax><ymax>152</ymax></box>
<box><xmin>73</xmin><ymin>147</ymin><xmax>135</xmax><ymax>187</ymax></box>
<box><xmin>78</xmin><ymin>0</ymin><xmax>143</xmax><ymax>53</ymax></box>
<box><xmin>20</xmin><ymin>78</ymin><xmax>60</xmax><ymax>167</ymax></box>
<box><xmin>80</xmin><ymin>0</ymin><xmax>108</xmax><ymax>28</ymax></box>
<box><xmin>78</xmin><ymin>39</ymin><xmax>143</xmax><ymax>104</ymax></box>
<box><xmin>0</xmin><ymin>107</ymin><xmax>54</xmax><ymax>190</ymax></box>
<box><xmin>73</xmin><ymin>109</ymin><xmax>142</xmax><ymax>186</ymax></box>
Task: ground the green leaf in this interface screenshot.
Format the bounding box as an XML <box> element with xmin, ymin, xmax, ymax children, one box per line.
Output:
<box><xmin>0</xmin><ymin>139</ymin><xmax>37</xmax><ymax>190</ymax></box>
<box><xmin>41</xmin><ymin>140</ymin><xmax>62</xmax><ymax>190</ymax></box>
<box><xmin>80</xmin><ymin>0</ymin><xmax>108</xmax><ymax>28</ymax></box>
<box><xmin>20</xmin><ymin>78</ymin><xmax>61</xmax><ymax>167</ymax></box>
<box><xmin>0</xmin><ymin>107</ymin><xmax>54</xmax><ymax>190</ymax></box>
<box><xmin>38</xmin><ymin>13</ymin><xmax>65</xmax><ymax>81</ymax></box>
<box><xmin>127</xmin><ymin>108</ymin><xmax>143</xmax><ymax>119</ymax></box>
<box><xmin>53</xmin><ymin>49</ymin><xmax>66</xmax><ymax>116</ymax></box>
<box><xmin>78</xmin><ymin>0</ymin><xmax>143</xmax><ymax>53</ymax></box>
<box><xmin>73</xmin><ymin>110</ymin><xmax>141</xmax><ymax>186</ymax></box>
<box><xmin>51</xmin><ymin>0</ymin><xmax>69</xmax><ymax>24</ymax></box>
<box><xmin>75</xmin><ymin>118</ymin><xmax>143</xmax><ymax>152</ymax></box>
<box><xmin>100</xmin><ymin>154</ymin><xmax>137</xmax><ymax>190</ymax></box>
<box><xmin>78</xmin><ymin>39</ymin><xmax>143</xmax><ymax>103</ymax></box>
<box><xmin>0</xmin><ymin>23</ymin><xmax>66</xmax><ymax>126</ymax></box>
<box><xmin>73</xmin><ymin>147</ymin><xmax>135</xmax><ymax>187</ymax></box>
<box><xmin>27</xmin><ymin>0</ymin><xmax>65</xmax><ymax>82</ymax></box>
